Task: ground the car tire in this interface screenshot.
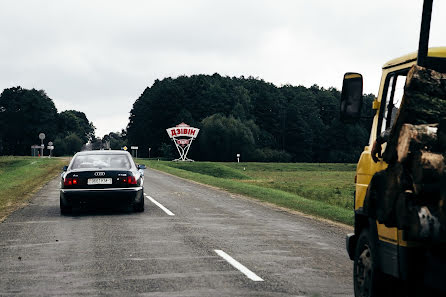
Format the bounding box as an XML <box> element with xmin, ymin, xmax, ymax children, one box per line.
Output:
<box><xmin>133</xmin><ymin>195</ymin><xmax>144</xmax><ymax>212</ymax></box>
<box><xmin>353</xmin><ymin>228</ymin><xmax>388</xmax><ymax>297</ymax></box>
<box><xmin>60</xmin><ymin>195</ymin><xmax>72</xmax><ymax>215</ymax></box>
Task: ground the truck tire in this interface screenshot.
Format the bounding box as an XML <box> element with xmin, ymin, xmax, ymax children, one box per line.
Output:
<box><xmin>353</xmin><ymin>228</ymin><xmax>387</xmax><ymax>297</ymax></box>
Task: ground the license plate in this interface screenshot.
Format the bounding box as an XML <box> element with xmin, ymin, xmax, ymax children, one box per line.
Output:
<box><xmin>88</xmin><ymin>178</ymin><xmax>112</xmax><ymax>185</ymax></box>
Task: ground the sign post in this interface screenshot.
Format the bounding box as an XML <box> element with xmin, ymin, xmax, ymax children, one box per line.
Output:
<box><xmin>47</xmin><ymin>141</ymin><xmax>54</xmax><ymax>157</ymax></box>
<box><xmin>38</xmin><ymin>133</ymin><xmax>45</xmax><ymax>157</ymax></box>
<box><xmin>148</xmin><ymin>147</ymin><xmax>151</xmax><ymax>159</ymax></box>
<box><xmin>166</xmin><ymin>123</ymin><xmax>199</xmax><ymax>162</ymax></box>
<box><xmin>131</xmin><ymin>146</ymin><xmax>139</xmax><ymax>159</ymax></box>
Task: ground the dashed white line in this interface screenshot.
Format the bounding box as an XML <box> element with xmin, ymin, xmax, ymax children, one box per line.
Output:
<box><xmin>145</xmin><ymin>195</ymin><xmax>175</xmax><ymax>216</ymax></box>
<box><xmin>214</xmin><ymin>249</ymin><xmax>264</xmax><ymax>282</ymax></box>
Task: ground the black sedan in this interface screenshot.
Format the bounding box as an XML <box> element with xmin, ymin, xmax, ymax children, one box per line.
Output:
<box><xmin>60</xmin><ymin>150</ymin><xmax>146</xmax><ymax>214</ymax></box>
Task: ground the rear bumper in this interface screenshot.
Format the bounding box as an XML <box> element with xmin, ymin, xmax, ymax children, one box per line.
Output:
<box><xmin>60</xmin><ymin>187</ymin><xmax>143</xmax><ymax>206</ymax></box>
<box><xmin>61</xmin><ymin>186</ymin><xmax>143</xmax><ymax>193</ymax></box>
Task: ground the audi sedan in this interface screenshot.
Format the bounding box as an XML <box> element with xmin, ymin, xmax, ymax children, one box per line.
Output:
<box><xmin>60</xmin><ymin>150</ymin><xmax>146</xmax><ymax>214</ymax></box>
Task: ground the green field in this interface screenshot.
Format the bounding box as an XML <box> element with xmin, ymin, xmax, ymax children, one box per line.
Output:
<box><xmin>140</xmin><ymin>160</ymin><xmax>356</xmax><ymax>225</ymax></box>
<box><xmin>0</xmin><ymin>156</ymin><xmax>67</xmax><ymax>221</ymax></box>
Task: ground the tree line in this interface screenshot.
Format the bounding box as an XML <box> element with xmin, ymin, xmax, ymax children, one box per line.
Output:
<box><xmin>127</xmin><ymin>74</ymin><xmax>375</xmax><ymax>162</ymax></box>
<box><xmin>1</xmin><ymin>75</ymin><xmax>375</xmax><ymax>162</ymax></box>
<box><xmin>0</xmin><ymin>86</ymin><xmax>95</xmax><ymax>156</ymax></box>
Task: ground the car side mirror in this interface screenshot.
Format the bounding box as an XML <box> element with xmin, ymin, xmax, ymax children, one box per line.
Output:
<box><xmin>340</xmin><ymin>72</ymin><xmax>363</xmax><ymax>122</ymax></box>
<box><xmin>137</xmin><ymin>164</ymin><xmax>146</xmax><ymax>170</ymax></box>
<box><xmin>63</xmin><ymin>165</ymin><xmax>68</xmax><ymax>171</ymax></box>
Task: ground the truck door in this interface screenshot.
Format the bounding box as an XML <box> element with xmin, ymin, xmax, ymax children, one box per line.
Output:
<box><xmin>375</xmin><ymin>70</ymin><xmax>408</xmax><ymax>276</ymax></box>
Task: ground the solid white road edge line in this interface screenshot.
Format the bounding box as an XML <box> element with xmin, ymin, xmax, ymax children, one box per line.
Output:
<box><xmin>214</xmin><ymin>249</ymin><xmax>264</xmax><ymax>282</ymax></box>
<box><xmin>145</xmin><ymin>195</ymin><xmax>175</xmax><ymax>216</ymax></box>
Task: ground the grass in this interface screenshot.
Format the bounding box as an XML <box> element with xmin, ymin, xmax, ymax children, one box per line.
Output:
<box><xmin>0</xmin><ymin>156</ymin><xmax>68</xmax><ymax>222</ymax></box>
<box><xmin>163</xmin><ymin>162</ymin><xmax>251</xmax><ymax>180</ymax></box>
<box><xmin>139</xmin><ymin>160</ymin><xmax>356</xmax><ymax>225</ymax></box>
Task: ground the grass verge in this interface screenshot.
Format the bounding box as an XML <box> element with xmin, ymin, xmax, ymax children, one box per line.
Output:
<box><xmin>0</xmin><ymin>156</ymin><xmax>68</xmax><ymax>222</ymax></box>
<box><xmin>140</xmin><ymin>160</ymin><xmax>354</xmax><ymax>225</ymax></box>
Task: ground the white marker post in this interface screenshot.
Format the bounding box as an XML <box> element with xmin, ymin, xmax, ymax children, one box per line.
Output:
<box><xmin>236</xmin><ymin>153</ymin><xmax>240</xmax><ymax>163</ymax></box>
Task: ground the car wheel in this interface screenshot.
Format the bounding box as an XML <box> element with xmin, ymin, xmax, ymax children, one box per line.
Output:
<box><xmin>133</xmin><ymin>196</ymin><xmax>144</xmax><ymax>212</ymax></box>
<box><xmin>60</xmin><ymin>195</ymin><xmax>72</xmax><ymax>215</ymax></box>
<box><xmin>353</xmin><ymin>229</ymin><xmax>387</xmax><ymax>297</ymax></box>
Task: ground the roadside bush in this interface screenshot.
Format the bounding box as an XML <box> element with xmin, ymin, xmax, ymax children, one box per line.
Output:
<box><xmin>159</xmin><ymin>142</ymin><xmax>175</xmax><ymax>159</ymax></box>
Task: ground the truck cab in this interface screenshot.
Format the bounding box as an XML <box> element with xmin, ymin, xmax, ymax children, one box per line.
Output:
<box><xmin>342</xmin><ymin>47</ymin><xmax>446</xmax><ymax>296</ymax></box>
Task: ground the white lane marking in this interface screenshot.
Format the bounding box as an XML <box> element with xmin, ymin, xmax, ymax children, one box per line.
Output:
<box><xmin>214</xmin><ymin>249</ymin><xmax>264</xmax><ymax>282</ymax></box>
<box><xmin>145</xmin><ymin>195</ymin><xmax>175</xmax><ymax>216</ymax></box>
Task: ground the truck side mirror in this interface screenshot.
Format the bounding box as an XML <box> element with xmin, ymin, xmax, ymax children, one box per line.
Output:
<box><xmin>340</xmin><ymin>72</ymin><xmax>363</xmax><ymax>122</ymax></box>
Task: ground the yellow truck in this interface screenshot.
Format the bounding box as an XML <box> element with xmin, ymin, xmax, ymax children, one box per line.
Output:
<box><xmin>340</xmin><ymin>1</ymin><xmax>446</xmax><ymax>296</ymax></box>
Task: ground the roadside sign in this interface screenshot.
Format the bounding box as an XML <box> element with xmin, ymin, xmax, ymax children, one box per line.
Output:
<box><xmin>47</xmin><ymin>144</ymin><xmax>54</xmax><ymax>158</ymax></box>
<box><xmin>31</xmin><ymin>145</ymin><xmax>40</xmax><ymax>157</ymax></box>
<box><xmin>131</xmin><ymin>146</ymin><xmax>139</xmax><ymax>158</ymax></box>
<box><xmin>38</xmin><ymin>133</ymin><xmax>45</xmax><ymax>157</ymax></box>
<box><xmin>166</xmin><ymin>122</ymin><xmax>199</xmax><ymax>162</ymax></box>
<box><xmin>122</xmin><ymin>146</ymin><xmax>128</xmax><ymax>151</ymax></box>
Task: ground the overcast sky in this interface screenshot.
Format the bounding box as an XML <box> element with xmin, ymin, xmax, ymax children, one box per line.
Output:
<box><xmin>1</xmin><ymin>1</ymin><xmax>445</xmax><ymax>137</ymax></box>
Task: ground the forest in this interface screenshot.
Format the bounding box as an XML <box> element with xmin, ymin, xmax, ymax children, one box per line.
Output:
<box><xmin>127</xmin><ymin>74</ymin><xmax>375</xmax><ymax>163</ymax></box>
<box><xmin>0</xmin><ymin>75</ymin><xmax>375</xmax><ymax>162</ymax></box>
<box><xmin>0</xmin><ymin>86</ymin><xmax>95</xmax><ymax>156</ymax></box>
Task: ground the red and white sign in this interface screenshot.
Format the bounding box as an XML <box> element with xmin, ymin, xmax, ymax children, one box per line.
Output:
<box><xmin>176</xmin><ymin>139</ymin><xmax>190</xmax><ymax>146</ymax></box>
<box><xmin>166</xmin><ymin>123</ymin><xmax>199</xmax><ymax>139</ymax></box>
<box><xmin>166</xmin><ymin>123</ymin><xmax>199</xmax><ymax>161</ymax></box>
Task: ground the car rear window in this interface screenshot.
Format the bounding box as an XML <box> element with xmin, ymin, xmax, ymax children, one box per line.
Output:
<box><xmin>71</xmin><ymin>154</ymin><xmax>132</xmax><ymax>170</ymax></box>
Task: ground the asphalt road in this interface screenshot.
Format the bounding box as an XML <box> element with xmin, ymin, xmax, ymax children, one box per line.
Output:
<box><xmin>0</xmin><ymin>169</ymin><xmax>353</xmax><ymax>297</ymax></box>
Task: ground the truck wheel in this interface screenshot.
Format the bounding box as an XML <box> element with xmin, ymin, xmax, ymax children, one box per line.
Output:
<box><xmin>353</xmin><ymin>229</ymin><xmax>385</xmax><ymax>297</ymax></box>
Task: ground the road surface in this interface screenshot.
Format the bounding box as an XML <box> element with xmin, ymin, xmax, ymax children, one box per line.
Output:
<box><xmin>0</xmin><ymin>169</ymin><xmax>353</xmax><ymax>296</ymax></box>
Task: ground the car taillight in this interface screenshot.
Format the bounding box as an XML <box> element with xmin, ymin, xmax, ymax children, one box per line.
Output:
<box><xmin>120</xmin><ymin>176</ymin><xmax>137</xmax><ymax>186</ymax></box>
<box><xmin>124</xmin><ymin>176</ymin><xmax>137</xmax><ymax>185</ymax></box>
<box><xmin>64</xmin><ymin>177</ymin><xmax>79</xmax><ymax>186</ymax></box>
